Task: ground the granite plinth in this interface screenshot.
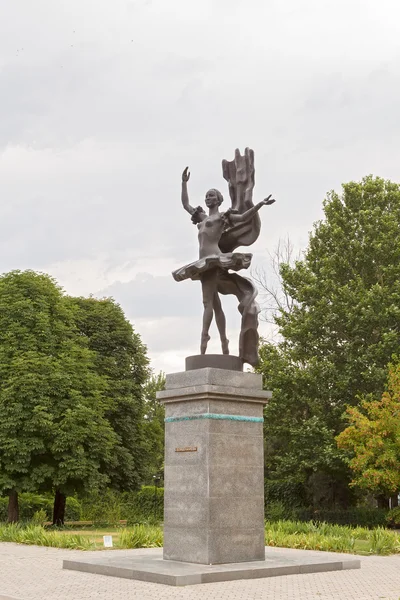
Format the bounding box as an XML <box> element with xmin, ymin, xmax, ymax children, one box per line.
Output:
<box><xmin>158</xmin><ymin>368</ymin><xmax>271</xmax><ymax>405</ymax></box>
<box><xmin>157</xmin><ymin>367</ymin><xmax>270</xmax><ymax>565</ymax></box>
<box><xmin>63</xmin><ymin>547</ymin><xmax>361</xmax><ymax>586</ymax></box>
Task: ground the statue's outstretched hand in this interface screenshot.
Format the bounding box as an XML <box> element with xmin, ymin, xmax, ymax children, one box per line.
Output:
<box><xmin>262</xmin><ymin>194</ymin><xmax>275</xmax><ymax>206</ymax></box>
<box><xmin>182</xmin><ymin>167</ymin><xmax>190</xmax><ymax>183</ymax></box>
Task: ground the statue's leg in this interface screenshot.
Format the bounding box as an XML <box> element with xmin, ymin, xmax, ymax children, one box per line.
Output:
<box><xmin>213</xmin><ymin>292</ymin><xmax>229</xmax><ymax>354</ymax></box>
<box><xmin>200</xmin><ymin>269</ymin><xmax>218</xmax><ymax>354</ymax></box>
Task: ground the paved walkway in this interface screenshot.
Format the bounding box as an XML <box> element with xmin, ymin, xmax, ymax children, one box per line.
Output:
<box><xmin>0</xmin><ymin>543</ymin><xmax>399</xmax><ymax>600</ymax></box>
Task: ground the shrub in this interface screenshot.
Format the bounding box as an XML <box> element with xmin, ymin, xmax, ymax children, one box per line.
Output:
<box><xmin>70</xmin><ymin>486</ymin><xmax>164</xmax><ymax>526</ymax></box>
<box><xmin>0</xmin><ymin>494</ymin><xmax>53</xmax><ymax>522</ymax></box>
<box><xmin>0</xmin><ymin>498</ymin><xmax>7</xmax><ymax>522</ymax></box>
<box><xmin>290</xmin><ymin>507</ymin><xmax>388</xmax><ymax>528</ymax></box>
<box><xmin>80</xmin><ymin>490</ymin><xmax>122</xmax><ymax>525</ymax></box>
<box><xmin>79</xmin><ymin>487</ymin><xmax>164</xmax><ymax>525</ymax></box>
<box><xmin>65</xmin><ymin>497</ymin><xmax>82</xmax><ymax>521</ymax></box>
<box><xmin>0</xmin><ymin>494</ymin><xmax>81</xmax><ymax>524</ymax></box>
<box><xmin>264</xmin><ymin>479</ymin><xmax>307</xmax><ymax>510</ymax></box>
<box><xmin>387</xmin><ymin>507</ymin><xmax>400</xmax><ymax>528</ymax></box>
<box><xmin>129</xmin><ymin>486</ymin><xmax>164</xmax><ymax>523</ymax></box>
<box><xmin>265</xmin><ymin>501</ymin><xmax>294</xmax><ymax>522</ymax></box>
<box><xmin>118</xmin><ymin>525</ymin><xmax>163</xmax><ymax>548</ymax></box>
<box><xmin>119</xmin><ymin>492</ymin><xmax>140</xmax><ymax>524</ymax></box>
<box><xmin>0</xmin><ymin>524</ymin><xmax>95</xmax><ymax>549</ymax></box>
<box><xmin>264</xmin><ymin>525</ymin><xmax>356</xmax><ymax>554</ymax></box>
<box><xmin>368</xmin><ymin>528</ymin><xmax>400</xmax><ymax>555</ymax></box>
<box><xmin>31</xmin><ymin>510</ymin><xmax>47</xmax><ymax>526</ymax></box>
<box><xmin>264</xmin><ymin>520</ymin><xmax>400</xmax><ymax>555</ymax></box>
<box><xmin>18</xmin><ymin>494</ymin><xmax>53</xmax><ymax>521</ymax></box>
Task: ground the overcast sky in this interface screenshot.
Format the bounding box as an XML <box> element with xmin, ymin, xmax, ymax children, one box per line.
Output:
<box><xmin>1</xmin><ymin>0</ymin><xmax>400</xmax><ymax>373</ymax></box>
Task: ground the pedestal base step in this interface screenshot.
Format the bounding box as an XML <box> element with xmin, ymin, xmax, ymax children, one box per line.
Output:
<box><xmin>185</xmin><ymin>354</ymin><xmax>243</xmax><ymax>371</ymax></box>
<box><xmin>63</xmin><ymin>547</ymin><xmax>360</xmax><ymax>587</ymax></box>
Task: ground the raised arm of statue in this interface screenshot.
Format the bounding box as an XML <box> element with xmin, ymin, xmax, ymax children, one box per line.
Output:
<box><xmin>181</xmin><ymin>167</ymin><xmax>195</xmax><ymax>215</ymax></box>
<box><xmin>181</xmin><ymin>167</ymin><xmax>206</xmax><ymax>224</ymax></box>
<box><xmin>226</xmin><ymin>194</ymin><xmax>275</xmax><ymax>225</ymax></box>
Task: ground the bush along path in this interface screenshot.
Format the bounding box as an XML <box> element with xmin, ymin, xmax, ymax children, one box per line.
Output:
<box><xmin>0</xmin><ymin>521</ymin><xmax>400</xmax><ymax>555</ymax></box>
<box><xmin>0</xmin><ymin>523</ymin><xmax>163</xmax><ymax>550</ymax></box>
<box><xmin>264</xmin><ymin>520</ymin><xmax>400</xmax><ymax>555</ymax></box>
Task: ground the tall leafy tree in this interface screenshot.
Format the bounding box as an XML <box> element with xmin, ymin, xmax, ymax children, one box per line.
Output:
<box><xmin>47</xmin><ymin>344</ymin><xmax>118</xmax><ymax>525</ymax></box>
<box><xmin>337</xmin><ymin>362</ymin><xmax>400</xmax><ymax>504</ymax></box>
<box><xmin>0</xmin><ymin>271</ymin><xmax>116</xmax><ymax>523</ymax></box>
<box><xmin>142</xmin><ymin>372</ymin><xmax>166</xmax><ymax>484</ymax></box>
<box><xmin>258</xmin><ymin>176</ymin><xmax>400</xmax><ymax>506</ymax></box>
<box><xmin>68</xmin><ymin>297</ymin><xmax>150</xmax><ymax>495</ymax></box>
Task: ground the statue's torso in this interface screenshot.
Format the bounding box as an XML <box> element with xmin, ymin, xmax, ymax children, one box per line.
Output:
<box><xmin>198</xmin><ymin>214</ymin><xmax>224</xmax><ymax>258</ymax></box>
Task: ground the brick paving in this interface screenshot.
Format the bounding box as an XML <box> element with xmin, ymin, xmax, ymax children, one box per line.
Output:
<box><xmin>0</xmin><ymin>543</ymin><xmax>399</xmax><ymax>600</ymax></box>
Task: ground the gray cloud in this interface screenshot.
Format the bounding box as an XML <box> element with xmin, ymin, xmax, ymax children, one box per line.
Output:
<box><xmin>1</xmin><ymin>0</ymin><xmax>400</xmax><ymax>371</ymax></box>
<box><xmin>99</xmin><ymin>272</ymin><xmax>201</xmax><ymax>320</ymax></box>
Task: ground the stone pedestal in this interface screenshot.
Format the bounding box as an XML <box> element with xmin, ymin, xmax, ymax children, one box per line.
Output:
<box><xmin>63</xmin><ymin>367</ymin><xmax>361</xmax><ymax>584</ymax></box>
<box><xmin>157</xmin><ymin>367</ymin><xmax>271</xmax><ymax>565</ymax></box>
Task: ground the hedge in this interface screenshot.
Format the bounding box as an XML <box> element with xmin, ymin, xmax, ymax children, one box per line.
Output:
<box><xmin>125</xmin><ymin>486</ymin><xmax>164</xmax><ymax>524</ymax></box>
<box><xmin>264</xmin><ymin>479</ymin><xmax>307</xmax><ymax>509</ymax></box>
<box><xmin>264</xmin><ymin>504</ymin><xmax>388</xmax><ymax>528</ymax></box>
<box><xmin>293</xmin><ymin>507</ymin><xmax>388</xmax><ymax>528</ymax></box>
<box><xmin>386</xmin><ymin>507</ymin><xmax>400</xmax><ymax>528</ymax></box>
<box><xmin>0</xmin><ymin>487</ymin><xmax>389</xmax><ymax>529</ymax></box>
<box><xmin>79</xmin><ymin>487</ymin><xmax>164</xmax><ymax>525</ymax></box>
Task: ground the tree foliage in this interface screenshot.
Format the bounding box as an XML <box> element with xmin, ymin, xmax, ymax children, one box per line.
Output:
<box><xmin>141</xmin><ymin>372</ymin><xmax>166</xmax><ymax>484</ymax></box>
<box><xmin>68</xmin><ymin>296</ymin><xmax>150</xmax><ymax>491</ymax></box>
<box><xmin>258</xmin><ymin>343</ymin><xmax>351</xmax><ymax>507</ymax></box>
<box><xmin>337</xmin><ymin>362</ymin><xmax>400</xmax><ymax>497</ymax></box>
<box><xmin>0</xmin><ymin>271</ymin><xmax>117</xmax><ymax>522</ymax></box>
<box><xmin>258</xmin><ymin>176</ymin><xmax>400</xmax><ymax>506</ymax></box>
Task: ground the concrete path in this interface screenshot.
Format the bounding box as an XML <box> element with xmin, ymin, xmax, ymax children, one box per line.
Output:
<box><xmin>0</xmin><ymin>543</ymin><xmax>400</xmax><ymax>599</ymax></box>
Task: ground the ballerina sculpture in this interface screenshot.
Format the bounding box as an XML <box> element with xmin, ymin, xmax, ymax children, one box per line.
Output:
<box><xmin>172</xmin><ymin>148</ymin><xmax>275</xmax><ymax>367</ymax></box>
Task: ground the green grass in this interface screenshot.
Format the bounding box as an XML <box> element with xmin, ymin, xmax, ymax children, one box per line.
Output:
<box><xmin>0</xmin><ymin>520</ymin><xmax>399</xmax><ymax>555</ymax></box>
<box><xmin>64</xmin><ymin>524</ymin><xmax>164</xmax><ymax>548</ymax></box>
<box><xmin>118</xmin><ymin>525</ymin><xmax>163</xmax><ymax>548</ymax></box>
<box><xmin>0</xmin><ymin>523</ymin><xmax>163</xmax><ymax>550</ymax></box>
<box><xmin>265</xmin><ymin>520</ymin><xmax>400</xmax><ymax>555</ymax></box>
<box><xmin>0</xmin><ymin>524</ymin><xmax>96</xmax><ymax>549</ymax></box>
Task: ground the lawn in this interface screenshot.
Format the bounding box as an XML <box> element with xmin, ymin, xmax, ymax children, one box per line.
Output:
<box><xmin>66</xmin><ymin>527</ymin><xmax>122</xmax><ymax>548</ymax></box>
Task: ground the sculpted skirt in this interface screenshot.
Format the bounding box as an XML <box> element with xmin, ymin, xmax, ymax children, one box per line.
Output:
<box><xmin>172</xmin><ymin>252</ymin><xmax>253</xmax><ymax>282</ymax></box>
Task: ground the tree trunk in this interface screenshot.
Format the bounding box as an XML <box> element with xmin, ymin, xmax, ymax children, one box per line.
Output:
<box><xmin>377</xmin><ymin>494</ymin><xmax>389</xmax><ymax>509</ymax></box>
<box><xmin>390</xmin><ymin>494</ymin><xmax>399</xmax><ymax>508</ymax></box>
<box><xmin>52</xmin><ymin>489</ymin><xmax>66</xmax><ymax>526</ymax></box>
<box><xmin>7</xmin><ymin>490</ymin><xmax>19</xmax><ymax>523</ymax></box>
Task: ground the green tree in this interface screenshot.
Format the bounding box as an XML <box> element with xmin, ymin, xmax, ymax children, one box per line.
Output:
<box><xmin>68</xmin><ymin>297</ymin><xmax>150</xmax><ymax>495</ymax></box>
<box><xmin>258</xmin><ymin>176</ymin><xmax>400</xmax><ymax>507</ymax></box>
<box><xmin>47</xmin><ymin>344</ymin><xmax>118</xmax><ymax>525</ymax></box>
<box><xmin>337</xmin><ymin>362</ymin><xmax>400</xmax><ymax>503</ymax></box>
<box><xmin>0</xmin><ymin>271</ymin><xmax>116</xmax><ymax>523</ymax></box>
<box><xmin>142</xmin><ymin>372</ymin><xmax>166</xmax><ymax>484</ymax></box>
<box><xmin>258</xmin><ymin>343</ymin><xmax>350</xmax><ymax>507</ymax></box>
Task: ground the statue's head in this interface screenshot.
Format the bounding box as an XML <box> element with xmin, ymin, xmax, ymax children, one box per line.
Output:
<box><xmin>205</xmin><ymin>188</ymin><xmax>223</xmax><ymax>207</ymax></box>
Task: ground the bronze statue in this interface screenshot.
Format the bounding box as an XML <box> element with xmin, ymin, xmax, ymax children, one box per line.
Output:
<box><xmin>173</xmin><ymin>148</ymin><xmax>275</xmax><ymax>367</ymax></box>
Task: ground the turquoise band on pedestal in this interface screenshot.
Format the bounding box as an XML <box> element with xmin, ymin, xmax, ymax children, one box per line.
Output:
<box><xmin>165</xmin><ymin>413</ymin><xmax>264</xmax><ymax>423</ymax></box>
